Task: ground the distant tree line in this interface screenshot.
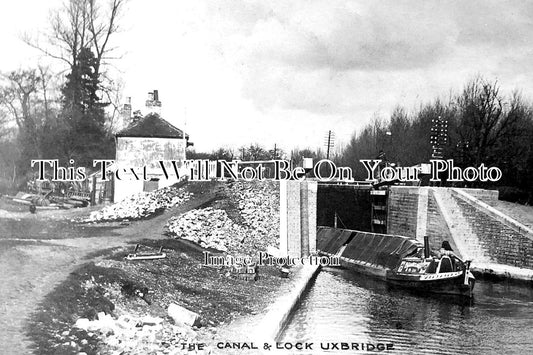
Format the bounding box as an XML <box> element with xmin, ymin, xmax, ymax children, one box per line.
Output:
<box><xmin>337</xmin><ymin>76</ymin><xmax>533</xmax><ymax>204</ymax></box>
<box><xmin>188</xmin><ymin>143</ymin><xmax>286</xmax><ymax>162</ymax></box>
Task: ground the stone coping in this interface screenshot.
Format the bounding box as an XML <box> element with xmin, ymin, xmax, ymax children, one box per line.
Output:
<box><xmin>472</xmin><ymin>262</ymin><xmax>533</xmax><ymax>282</ymax></box>
<box><xmin>253</xmin><ymin>264</ymin><xmax>321</xmax><ymax>343</ymax></box>
<box><xmin>451</xmin><ymin>188</ymin><xmax>533</xmax><ymax>241</ymax></box>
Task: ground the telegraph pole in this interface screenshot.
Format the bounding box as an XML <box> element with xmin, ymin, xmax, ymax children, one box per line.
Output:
<box><xmin>324</xmin><ymin>130</ymin><xmax>335</xmax><ymax>160</ymax></box>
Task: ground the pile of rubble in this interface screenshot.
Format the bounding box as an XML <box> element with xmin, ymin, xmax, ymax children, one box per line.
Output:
<box><xmin>165</xmin><ymin>208</ymin><xmax>246</xmax><ymax>252</ymax></box>
<box><xmin>84</xmin><ymin>187</ymin><xmax>192</xmax><ymax>222</ymax></box>
<box><xmin>73</xmin><ymin>309</ymin><xmax>212</xmax><ymax>355</ymax></box>
<box><xmin>165</xmin><ymin>181</ymin><xmax>279</xmax><ymax>253</ymax></box>
<box><xmin>228</xmin><ymin>181</ymin><xmax>279</xmax><ymax>232</ymax></box>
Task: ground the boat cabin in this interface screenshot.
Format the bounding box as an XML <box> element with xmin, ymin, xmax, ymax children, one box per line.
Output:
<box><xmin>397</xmin><ymin>254</ymin><xmax>464</xmax><ymax>275</ymax></box>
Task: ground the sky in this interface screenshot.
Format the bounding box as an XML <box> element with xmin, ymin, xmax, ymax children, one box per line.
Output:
<box><xmin>1</xmin><ymin>0</ymin><xmax>533</xmax><ymax>153</ymax></box>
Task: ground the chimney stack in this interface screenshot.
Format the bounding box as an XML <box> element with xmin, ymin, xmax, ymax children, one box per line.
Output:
<box><xmin>119</xmin><ymin>96</ymin><xmax>133</xmax><ymax>129</ymax></box>
<box><xmin>145</xmin><ymin>90</ymin><xmax>162</xmax><ymax>115</ymax></box>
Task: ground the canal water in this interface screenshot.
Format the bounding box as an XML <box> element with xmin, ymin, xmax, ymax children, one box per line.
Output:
<box><xmin>281</xmin><ymin>268</ymin><xmax>533</xmax><ymax>354</ymax></box>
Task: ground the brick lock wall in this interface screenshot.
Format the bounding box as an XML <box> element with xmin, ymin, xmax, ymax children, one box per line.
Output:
<box><xmin>387</xmin><ymin>187</ymin><xmax>459</xmax><ymax>254</ymax></box>
<box><xmin>383</xmin><ymin>186</ymin><xmax>531</xmax><ymax>268</ymax></box>
<box><xmin>280</xmin><ymin>181</ymin><xmax>318</xmax><ymax>258</ymax></box>
<box><xmin>457</xmin><ymin>188</ymin><xmax>499</xmax><ymax>206</ymax></box>
<box><xmin>387</xmin><ymin>187</ymin><xmax>419</xmax><ymax>238</ymax></box>
<box><xmin>453</xmin><ymin>196</ymin><xmax>533</xmax><ymax>268</ymax></box>
<box><xmin>307</xmin><ymin>182</ymin><xmax>317</xmax><ymax>253</ymax></box>
<box><xmin>426</xmin><ymin>191</ymin><xmax>459</xmax><ymax>254</ymax></box>
<box><xmin>300</xmin><ymin>182</ymin><xmax>312</xmax><ymax>255</ymax></box>
<box><xmin>286</xmin><ymin>181</ymin><xmax>302</xmax><ymax>258</ymax></box>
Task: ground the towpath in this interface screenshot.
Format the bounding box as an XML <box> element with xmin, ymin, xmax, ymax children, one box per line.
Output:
<box><xmin>0</xmin><ymin>193</ymin><xmax>215</xmax><ymax>354</ymax></box>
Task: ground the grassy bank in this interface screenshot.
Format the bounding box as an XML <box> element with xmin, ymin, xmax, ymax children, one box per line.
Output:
<box><xmin>27</xmin><ymin>238</ymin><xmax>286</xmax><ymax>354</ymax></box>
<box><xmin>25</xmin><ymin>180</ymin><xmax>286</xmax><ymax>354</ymax></box>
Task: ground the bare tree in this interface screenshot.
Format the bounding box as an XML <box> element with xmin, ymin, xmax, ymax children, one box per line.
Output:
<box><xmin>87</xmin><ymin>0</ymin><xmax>125</xmax><ymax>79</ymax></box>
<box><xmin>23</xmin><ymin>0</ymin><xmax>126</xmax><ymax>87</ymax></box>
<box><xmin>0</xmin><ymin>110</ymin><xmax>13</xmax><ymax>140</ymax></box>
<box><xmin>38</xmin><ymin>65</ymin><xmax>54</xmax><ymax>124</ymax></box>
<box><xmin>213</xmin><ymin>147</ymin><xmax>236</xmax><ymax>161</ymax></box>
<box><xmin>456</xmin><ymin>76</ymin><xmax>527</xmax><ymax>166</ymax></box>
<box><xmin>0</xmin><ymin>70</ymin><xmax>42</xmax><ymax>156</ymax></box>
<box><xmin>0</xmin><ymin>138</ymin><xmax>19</xmax><ymax>186</ymax></box>
<box><xmin>101</xmin><ymin>76</ymin><xmax>125</xmax><ymax>133</ymax></box>
<box><xmin>0</xmin><ymin>68</ymin><xmax>60</xmax><ymax>163</ymax></box>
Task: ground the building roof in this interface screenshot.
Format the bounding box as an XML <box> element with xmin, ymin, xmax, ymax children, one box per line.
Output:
<box><xmin>116</xmin><ymin>113</ymin><xmax>189</xmax><ymax>139</ymax></box>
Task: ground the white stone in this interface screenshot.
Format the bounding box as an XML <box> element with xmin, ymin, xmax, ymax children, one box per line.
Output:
<box><xmin>168</xmin><ymin>303</ymin><xmax>201</xmax><ymax>327</ymax></box>
<box><xmin>74</xmin><ymin>318</ymin><xmax>91</xmax><ymax>330</ymax></box>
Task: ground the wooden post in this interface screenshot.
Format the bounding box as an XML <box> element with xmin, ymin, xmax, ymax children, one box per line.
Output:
<box><xmin>91</xmin><ymin>175</ymin><xmax>97</xmax><ymax>206</ymax></box>
<box><xmin>110</xmin><ymin>173</ymin><xmax>114</xmax><ymax>202</ymax></box>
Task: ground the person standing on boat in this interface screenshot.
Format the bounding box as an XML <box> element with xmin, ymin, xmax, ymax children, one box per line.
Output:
<box><xmin>427</xmin><ymin>241</ymin><xmax>455</xmax><ymax>258</ymax></box>
<box><xmin>438</xmin><ymin>241</ymin><xmax>463</xmax><ymax>271</ymax></box>
<box><xmin>438</xmin><ymin>241</ymin><xmax>458</xmax><ymax>258</ymax></box>
<box><xmin>440</xmin><ymin>241</ymin><xmax>454</xmax><ymax>254</ymax></box>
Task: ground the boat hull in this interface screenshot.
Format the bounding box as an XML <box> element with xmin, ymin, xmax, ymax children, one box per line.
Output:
<box><xmin>321</xmin><ymin>251</ymin><xmax>475</xmax><ymax>298</ymax></box>
<box><xmin>386</xmin><ymin>271</ymin><xmax>475</xmax><ymax>298</ymax></box>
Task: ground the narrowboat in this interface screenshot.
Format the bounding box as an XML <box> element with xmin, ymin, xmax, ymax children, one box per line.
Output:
<box><xmin>317</xmin><ymin>226</ymin><xmax>475</xmax><ymax>298</ymax></box>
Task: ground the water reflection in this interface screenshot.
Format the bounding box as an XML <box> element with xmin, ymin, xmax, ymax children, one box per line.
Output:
<box><xmin>281</xmin><ymin>268</ymin><xmax>533</xmax><ymax>354</ymax></box>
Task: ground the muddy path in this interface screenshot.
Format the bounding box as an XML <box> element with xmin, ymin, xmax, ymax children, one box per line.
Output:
<box><xmin>0</xmin><ymin>193</ymin><xmax>216</xmax><ymax>354</ymax></box>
